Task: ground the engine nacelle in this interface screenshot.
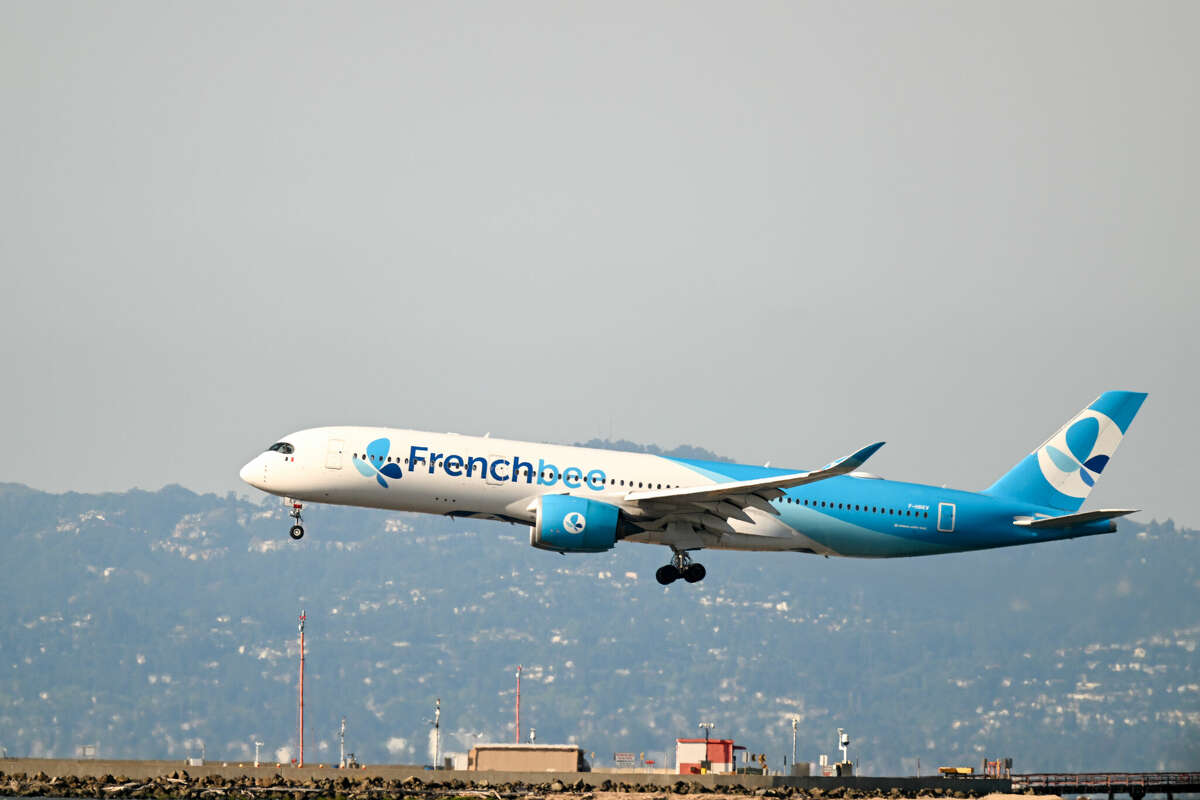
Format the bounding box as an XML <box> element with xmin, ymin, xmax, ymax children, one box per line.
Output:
<box><xmin>530</xmin><ymin>495</ymin><xmax>620</xmax><ymax>553</ymax></box>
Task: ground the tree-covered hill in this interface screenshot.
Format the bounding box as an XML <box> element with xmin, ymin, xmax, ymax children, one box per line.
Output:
<box><xmin>0</xmin><ymin>480</ymin><xmax>1195</xmax><ymax>773</ymax></box>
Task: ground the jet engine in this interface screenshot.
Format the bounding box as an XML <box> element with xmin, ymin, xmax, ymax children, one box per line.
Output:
<box><xmin>530</xmin><ymin>495</ymin><xmax>623</xmax><ymax>553</ymax></box>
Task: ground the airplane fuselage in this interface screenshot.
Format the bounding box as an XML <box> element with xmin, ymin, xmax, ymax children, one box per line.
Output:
<box><xmin>239</xmin><ymin>426</ymin><xmax>1117</xmax><ymax>559</ymax></box>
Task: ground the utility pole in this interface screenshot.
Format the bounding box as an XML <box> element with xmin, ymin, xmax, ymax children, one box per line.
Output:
<box><xmin>298</xmin><ymin>610</ymin><xmax>306</xmax><ymax>767</ymax></box>
<box><xmin>515</xmin><ymin>666</ymin><xmax>522</xmax><ymax>744</ymax></box>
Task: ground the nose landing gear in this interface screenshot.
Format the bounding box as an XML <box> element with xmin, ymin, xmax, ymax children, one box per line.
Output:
<box><xmin>288</xmin><ymin>502</ymin><xmax>305</xmax><ymax>540</ymax></box>
<box><xmin>656</xmin><ymin>549</ymin><xmax>706</xmax><ymax>585</ymax></box>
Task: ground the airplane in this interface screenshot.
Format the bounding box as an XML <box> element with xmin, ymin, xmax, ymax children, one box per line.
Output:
<box><xmin>239</xmin><ymin>391</ymin><xmax>1146</xmax><ymax>585</ymax></box>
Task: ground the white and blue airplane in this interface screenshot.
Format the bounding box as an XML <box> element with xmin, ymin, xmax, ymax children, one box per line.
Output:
<box><xmin>239</xmin><ymin>391</ymin><xmax>1146</xmax><ymax>585</ymax></box>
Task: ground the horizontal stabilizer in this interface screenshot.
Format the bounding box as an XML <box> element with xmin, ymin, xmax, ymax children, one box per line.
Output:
<box><xmin>1013</xmin><ymin>508</ymin><xmax>1138</xmax><ymax>529</ymax></box>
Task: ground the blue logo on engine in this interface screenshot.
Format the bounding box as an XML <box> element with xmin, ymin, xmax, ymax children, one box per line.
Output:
<box><xmin>563</xmin><ymin>512</ymin><xmax>586</xmax><ymax>533</ymax></box>
<box><xmin>353</xmin><ymin>438</ymin><xmax>405</xmax><ymax>488</ymax></box>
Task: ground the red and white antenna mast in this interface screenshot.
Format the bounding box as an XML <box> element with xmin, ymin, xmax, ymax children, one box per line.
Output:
<box><xmin>298</xmin><ymin>610</ymin><xmax>306</xmax><ymax>767</ymax></box>
<box><xmin>515</xmin><ymin>665</ymin><xmax>522</xmax><ymax>744</ymax></box>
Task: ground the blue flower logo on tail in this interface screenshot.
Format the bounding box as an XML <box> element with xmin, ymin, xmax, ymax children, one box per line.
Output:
<box><xmin>1036</xmin><ymin>410</ymin><xmax>1122</xmax><ymax>499</ymax></box>
<box><xmin>353</xmin><ymin>438</ymin><xmax>404</xmax><ymax>488</ymax></box>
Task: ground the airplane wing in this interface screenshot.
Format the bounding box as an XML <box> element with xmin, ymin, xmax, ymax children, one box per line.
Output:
<box><xmin>618</xmin><ymin>442</ymin><xmax>885</xmax><ymax>541</ymax></box>
<box><xmin>1013</xmin><ymin>508</ymin><xmax>1138</xmax><ymax>529</ymax></box>
<box><xmin>625</xmin><ymin>442</ymin><xmax>885</xmax><ymax>504</ymax></box>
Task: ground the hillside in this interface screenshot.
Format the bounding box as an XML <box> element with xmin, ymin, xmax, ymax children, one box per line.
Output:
<box><xmin>0</xmin><ymin>481</ymin><xmax>1195</xmax><ymax>773</ymax></box>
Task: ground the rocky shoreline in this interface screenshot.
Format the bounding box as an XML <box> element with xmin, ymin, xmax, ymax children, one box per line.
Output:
<box><xmin>0</xmin><ymin>770</ymin><xmax>1037</xmax><ymax>800</ymax></box>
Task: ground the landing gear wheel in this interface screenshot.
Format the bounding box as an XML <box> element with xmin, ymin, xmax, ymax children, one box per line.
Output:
<box><xmin>287</xmin><ymin>501</ymin><xmax>304</xmax><ymax>541</ymax></box>
<box><xmin>658</xmin><ymin>549</ymin><xmax>705</xmax><ymax>585</ymax></box>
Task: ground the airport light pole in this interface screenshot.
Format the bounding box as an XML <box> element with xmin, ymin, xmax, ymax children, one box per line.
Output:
<box><xmin>791</xmin><ymin>719</ymin><xmax>798</xmax><ymax>772</ymax></box>
<box><xmin>697</xmin><ymin>723</ymin><xmax>714</xmax><ymax>772</ymax></box>
<box><xmin>515</xmin><ymin>666</ymin><xmax>522</xmax><ymax>744</ymax></box>
<box><xmin>432</xmin><ymin>699</ymin><xmax>441</xmax><ymax>769</ymax></box>
<box><xmin>298</xmin><ymin>610</ymin><xmax>306</xmax><ymax>768</ymax></box>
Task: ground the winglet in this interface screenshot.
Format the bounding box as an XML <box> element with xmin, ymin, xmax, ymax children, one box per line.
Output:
<box><xmin>827</xmin><ymin>441</ymin><xmax>885</xmax><ymax>472</ymax></box>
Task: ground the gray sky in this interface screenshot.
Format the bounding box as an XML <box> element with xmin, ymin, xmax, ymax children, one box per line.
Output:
<box><xmin>2</xmin><ymin>2</ymin><xmax>1196</xmax><ymax>525</ymax></box>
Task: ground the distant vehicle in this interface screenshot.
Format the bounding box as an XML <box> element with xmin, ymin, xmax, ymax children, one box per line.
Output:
<box><xmin>240</xmin><ymin>392</ymin><xmax>1146</xmax><ymax>585</ymax></box>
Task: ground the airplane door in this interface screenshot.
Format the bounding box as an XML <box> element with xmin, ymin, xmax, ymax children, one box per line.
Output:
<box><xmin>937</xmin><ymin>502</ymin><xmax>956</xmax><ymax>532</ymax></box>
<box><xmin>325</xmin><ymin>438</ymin><xmax>344</xmax><ymax>469</ymax></box>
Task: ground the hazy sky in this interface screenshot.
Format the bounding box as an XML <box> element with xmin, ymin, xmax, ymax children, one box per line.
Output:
<box><xmin>2</xmin><ymin>2</ymin><xmax>1196</xmax><ymax>525</ymax></box>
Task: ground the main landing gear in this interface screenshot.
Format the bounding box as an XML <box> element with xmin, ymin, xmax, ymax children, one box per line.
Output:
<box><xmin>656</xmin><ymin>550</ymin><xmax>706</xmax><ymax>585</ymax></box>
<box><xmin>288</xmin><ymin>502</ymin><xmax>305</xmax><ymax>540</ymax></box>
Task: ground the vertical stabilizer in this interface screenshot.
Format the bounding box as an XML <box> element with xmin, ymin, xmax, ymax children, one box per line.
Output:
<box><xmin>983</xmin><ymin>391</ymin><xmax>1147</xmax><ymax>511</ymax></box>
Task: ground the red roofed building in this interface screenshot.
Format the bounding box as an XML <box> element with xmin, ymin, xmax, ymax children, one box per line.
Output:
<box><xmin>676</xmin><ymin>738</ymin><xmax>743</xmax><ymax>774</ymax></box>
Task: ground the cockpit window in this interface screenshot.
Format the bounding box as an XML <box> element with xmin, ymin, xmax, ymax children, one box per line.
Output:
<box><xmin>268</xmin><ymin>442</ymin><xmax>295</xmax><ymax>455</ymax></box>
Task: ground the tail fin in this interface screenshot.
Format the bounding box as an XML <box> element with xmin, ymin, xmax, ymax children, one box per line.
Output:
<box><xmin>983</xmin><ymin>391</ymin><xmax>1147</xmax><ymax>511</ymax></box>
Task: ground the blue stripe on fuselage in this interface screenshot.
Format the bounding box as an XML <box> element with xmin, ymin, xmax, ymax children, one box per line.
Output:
<box><xmin>664</xmin><ymin>457</ymin><xmax>1115</xmax><ymax>557</ymax></box>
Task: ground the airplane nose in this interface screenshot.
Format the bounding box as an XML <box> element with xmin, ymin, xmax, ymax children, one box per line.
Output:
<box><xmin>239</xmin><ymin>457</ymin><xmax>261</xmax><ymax>487</ymax></box>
